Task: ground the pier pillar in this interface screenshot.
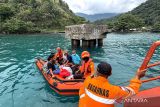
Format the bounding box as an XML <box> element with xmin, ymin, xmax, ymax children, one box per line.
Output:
<box><xmin>82</xmin><ymin>40</ymin><xmax>89</xmax><ymax>48</ymax></box>
<box><xmin>71</xmin><ymin>39</ymin><xmax>80</xmax><ymax>48</ymax></box>
<box><xmin>89</xmin><ymin>39</ymin><xmax>96</xmax><ymax>47</ymax></box>
<box><xmin>98</xmin><ymin>39</ymin><xmax>103</xmax><ymax>46</ymax></box>
<box><xmin>94</xmin><ymin>39</ymin><xmax>97</xmax><ymax>46</ymax></box>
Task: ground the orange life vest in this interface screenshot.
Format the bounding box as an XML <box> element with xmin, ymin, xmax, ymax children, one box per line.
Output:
<box><xmin>55</xmin><ymin>50</ymin><xmax>63</xmax><ymax>60</ymax></box>
<box><xmin>80</xmin><ymin>58</ymin><xmax>94</xmax><ymax>78</ymax></box>
<box><xmin>79</xmin><ymin>76</ymin><xmax>142</xmax><ymax>107</ymax></box>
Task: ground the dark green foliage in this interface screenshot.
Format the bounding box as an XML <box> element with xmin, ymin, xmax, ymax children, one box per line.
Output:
<box><xmin>1</xmin><ymin>18</ymin><xmax>40</xmax><ymax>33</ymax></box>
<box><xmin>152</xmin><ymin>22</ymin><xmax>160</xmax><ymax>32</ymax></box>
<box><xmin>0</xmin><ymin>3</ymin><xmax>14</xmax><ymax>21</ymax></box>
<box><xmin>130</xmin><ymin>0</ymin><xmax>160</xmax><ymax>31</ymax></box>
<box><xmin>95</xmin><ymin>0</ymin><xmax>160</xmax><ymax>32</ymax></box>
<box><xmin>113</xmin><ymin>14</ymin><xmax>144</xmax><ymax>31</ymax></box>
<box><xmin>95</xmin><ymin>14</ymin><xmax>144</xmax><ymax>32</ymax></box>
<box><xmin>131</xmin><ymin>0</ymin><xmax>160</xmax><ymax>26</ymax></box>
<box><xmin>0</xmin><ymin>0</ymin><xmax>86</xmax><ymax>34</ymax></box>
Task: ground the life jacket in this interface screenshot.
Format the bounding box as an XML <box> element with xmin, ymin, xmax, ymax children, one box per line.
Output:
<box><xmin>80</xmin><ymin>58</ymin><xmax>93</xmax><ymax>78</ymax></box>
<box><xmin>79</xmin><ymin>76</ymin><xmax>142</xmax><ymax>107</ymax></box>
<box><xmin>55</xmin><ymin>50</ymin><xmax>63</xmax><ymax>60</ymax></box>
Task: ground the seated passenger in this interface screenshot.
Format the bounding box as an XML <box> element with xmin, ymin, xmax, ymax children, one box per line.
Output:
<box><xmin>44</xmin><ymin>54</ymin><xmax>60</xmax><ymax>76</ymax></box>
<box><xmin>74</xmin><ymin>51</ymin><xmax>95</xmax><ymax>79</ymax></box>
<box><xmin>71</xmin><ymin>50</ymin><xmax>81</xmax><ymax>74</ymax></box>
<box><xmin>55</xmin><ymin>47</ymin><xmax>63</xmax><ymax>65</ymax></box>
<box><xmin>47</xmin><ymin>59</ymin><xmax>56</xmax><ymax>77</ymax></box>
<box><xmin>63</xmin><ymin>50</ymin><xmax>73</xmax><ymax>66</ymax></box>
<box><xmin>42</xmin><ymin>53</ymin><xmax>55</xmax><ymax>72</ymax></box>
<box><xmin>71</xmin><ymin>50</ymin><xmax>81</xmax><ymax>65</ymax></box>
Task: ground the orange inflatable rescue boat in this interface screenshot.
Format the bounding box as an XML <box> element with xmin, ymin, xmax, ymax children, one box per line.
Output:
<box><xmin>35</xmin><ymin>59</ymin><xmax>83</xmax><ymax>95</ymax></box>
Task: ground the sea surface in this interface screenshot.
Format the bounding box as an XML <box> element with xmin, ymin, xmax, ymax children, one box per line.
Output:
<box><xmin>0</xmin><ymin>32</ymin><xmax>159</xmax><ymax>107</ymax></box>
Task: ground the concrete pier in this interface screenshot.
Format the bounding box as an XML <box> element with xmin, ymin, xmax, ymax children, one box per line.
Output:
<box><xmin>65</xmin><ymin>24</ymin><xmax>108</xmax><ymax>48</ymax></box>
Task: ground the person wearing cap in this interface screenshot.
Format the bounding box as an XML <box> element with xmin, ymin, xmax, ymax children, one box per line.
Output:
<box><xmin>74</xmin><ymin>51</ymin><xmax>95</xmax><ymax>79</ymax></box>
<box><xmin>79</xmin><ymin>61</ymin><xmax>146</xmax><ymax>107</ymax></box>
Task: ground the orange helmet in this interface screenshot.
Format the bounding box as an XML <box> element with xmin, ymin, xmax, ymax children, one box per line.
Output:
<box><xmin>81</xmin><ymin>51</ymin><xmax>90</xmax><ymax>58</ymax></box>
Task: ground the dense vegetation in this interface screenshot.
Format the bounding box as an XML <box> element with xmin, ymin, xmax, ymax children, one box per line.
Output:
<box><xmin>95</xmin><ymin>0</ymin><xmax>160</xmax><ymax>32</ymax></box>
<box><xmin>96</xmin><ymin>14</ymin><xmax>144</xmax><ymax>32</ymax></box>
<box><xmin>0</xmin><ymin>0</ymin><xmax>86</xmax><ymax>34</ymax></box>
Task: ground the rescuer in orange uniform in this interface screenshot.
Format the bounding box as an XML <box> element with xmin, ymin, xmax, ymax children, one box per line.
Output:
<box><xmin>79</xmin><ymin>61</ymin><xmax>146</xmax><ymax>107</ymax></box>
<box><xmin>74</xmin><ymin>51</ymin><xmax>95</xmax><ymax>79</ymax></box>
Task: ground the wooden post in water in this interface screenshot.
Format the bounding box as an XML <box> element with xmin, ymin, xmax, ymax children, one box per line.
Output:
<box><xmin>72</xmin><ymin>39</ymin><xmax>80</xmax><ymax>48</ymax></box>
<box><xmin>65</xmin><ymin>24</ymin><xmax>108</xmax><ymax>48</ymax></box>
<box><xmin>82</xmin><ymin>40</ymin><xmax>89</xmax><ymax>48</ymax></box>
<box><xmin>89</xmin><ymin>39</ymin><xmax>96</xmax><ymax>47</ymax></box>
<box><xmin>98</xmin><ymin>39</ymin><xmax>103</xmax><ymax>47</ymax></box>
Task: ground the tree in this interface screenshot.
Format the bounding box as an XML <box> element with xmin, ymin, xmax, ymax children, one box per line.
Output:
<box><xmin>0</xmin><ymin>3</ymin><xmax>14</xmax><ymax>21</ymax></box>
<box><xmin>0</xmin><ymin>0</ymin><xmax>86</xmax><ymax>34</ymax></box>
<box><xmin>152</xmin><ymin>22</ymin><xmax>160</xmax><ymax>32</ymax></box>
<box><xmin>113</xmin><ymin>14</ymin><xmax>144</xmax><ymax>32</ymax></box>
<box><xmin>0</xmin><ymin>0</ymin><xmax>9</xmax><ymax>3</ymax></box>
<box><xmin>2</xmin><ymin>18</ymin><xmax>39</xmax><ymax>34</ymax></box>
<box><xmin>131</xmin><ymin>0</ymin><xmax>160</xmax><ymax>26</ymax></box>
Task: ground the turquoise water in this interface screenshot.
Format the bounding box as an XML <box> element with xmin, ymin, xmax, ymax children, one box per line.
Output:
<box><xmin>0</xmin><ymin>33</ymin><xmax>159</xmax><ymax>107</ymax></box>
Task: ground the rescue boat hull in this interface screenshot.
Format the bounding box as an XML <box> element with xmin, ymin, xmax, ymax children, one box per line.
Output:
<box><xmin>124</xmin><ymin>87</ymin><xmax>160</xmax><ymax>107</ymax></box>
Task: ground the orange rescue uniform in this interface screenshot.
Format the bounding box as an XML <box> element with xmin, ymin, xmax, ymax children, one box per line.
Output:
<box><xmin>79</xmin><ymin>76</ymin><xmax>142</xmax><ymax>107</ymax></box>
<box><xmin>79</xmin><ymin>58</ymin><xmax>95</xmax><ymax>78</ymax></box>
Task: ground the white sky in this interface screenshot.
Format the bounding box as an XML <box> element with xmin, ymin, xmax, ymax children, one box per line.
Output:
<box><xmin>63</xmin><ymin>0</ymin><xmax>147</xmax><ymax>14</ymax></box>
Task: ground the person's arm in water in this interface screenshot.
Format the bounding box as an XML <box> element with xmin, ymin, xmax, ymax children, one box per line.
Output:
<box><xmin>116</xmin><ymin>69</ymin><xmax>146</xmax><ymax>101</ymax></box>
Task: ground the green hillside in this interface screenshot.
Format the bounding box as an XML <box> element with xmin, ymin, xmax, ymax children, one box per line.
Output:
<box><xmin>131</xmin><ymin>0</ymin><xmax>160</xmax><ymax>25</ymax></box>
<box><xmin>0</xmin><ymin>0</ymin><xmax>86</xmax><ymax>34</ymax></box>
<box><xmin>95</xmin><ymin>0</ymin><xmax>160</xmax><ymax>32</ymax></box>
